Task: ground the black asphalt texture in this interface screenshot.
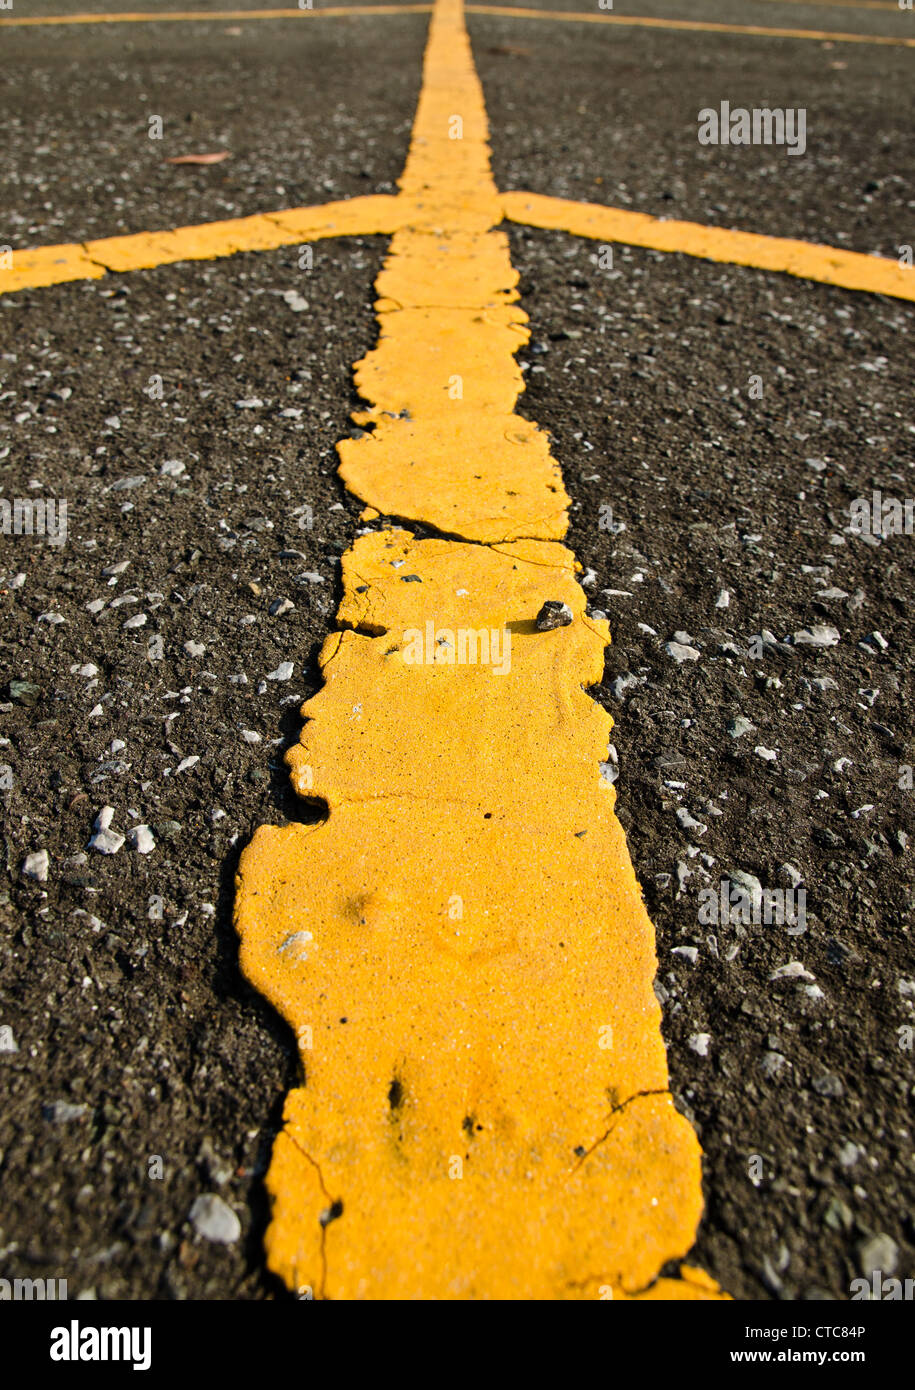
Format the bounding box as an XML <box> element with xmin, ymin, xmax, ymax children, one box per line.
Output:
<box><xmin>1</xmin><ymin>1</ymin><xmax>913</xmax><ymax>1302</ymax></box>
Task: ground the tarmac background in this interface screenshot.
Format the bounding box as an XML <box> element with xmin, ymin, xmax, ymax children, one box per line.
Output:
<box><xmin>1</xmin><ymin>1</ymin><xmax>913</xmax><ymax>1299</ymax></box>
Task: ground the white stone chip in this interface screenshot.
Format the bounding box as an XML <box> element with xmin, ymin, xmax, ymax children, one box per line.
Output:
<box><xmin>128</xmin><ymin>825</ymin><xmax>156</xmax><ymax>854</ymax></box>
<box><xmin>189</xmin><ymin>1194</ymin><xmax>241</xmax><ymax>1244</ymax></box>
<box><xmin>22</xmin><ymin>850</ymin><xmax>49</xmax><ymax>882</ymax></box>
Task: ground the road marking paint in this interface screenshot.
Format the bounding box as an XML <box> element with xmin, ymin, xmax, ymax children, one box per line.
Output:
<box><xmin>2</xmin><ymin>1</ymin><xmax>905</xmax><ymax>36</ymax></box>
<box><xmin>0</xmin><ymin>197</ymin><xmax>402</xmax><ymax>295</ymax></box>
<box><xmin>467</xmin><ymin>5</ymin><xmax>915</xmax><ymax>47</ymax></box>
<box><xmin>4</xmin><ymin>187</ymin><xmax>910</xmax><ymax>306</ymax></box>
<box><xmin>0</xmin><ymin>242</ymin><xmax>109</xmax><ymax>294</ymax></box>
<box><xmin>502</xmin><ymin>190</ymin><xmax>915</xmax><ymax>302</ymax></box>
<box><xmin>0</xmin><ymin>5</ymin><xmax>432</xmax><ymax>27</ymax></box>
<box><xmin>235</xmin><ymin>0</ymin><xmax>725</xmax><ymax>1300</ymax></box>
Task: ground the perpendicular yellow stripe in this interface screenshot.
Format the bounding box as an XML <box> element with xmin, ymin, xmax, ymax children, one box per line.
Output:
<box><xmin>4</xmin><ymin>119</ymin><xmax>908</xmax><ymax>309</ymax></box>
<box><xmin>467</xmin><ymin>5</ymin><xmax>915</xmax><ymax>47</ymax></box>
<box><xmin>0</xmin><ymin>5</ymin><xmax>431</xmax><ymax>26</ymax></box>
<box><xmin>502</xmin><ymin>191</ymin><xmax>915</xmax><ymax>301</ymax></box>
<box><xmin>234</xmin><ymin>0</ymin><xmax>725</xmax><ymax>1301</ymax></box>
<box><xmin>2</xmin><ymin>4</ymin><xmax>908</xmax><ymax>45</ymax></box>
<box><xmin>0</xmin><ymin>196</ymin><xmax>404</xmax><ymax>295</ymax></box>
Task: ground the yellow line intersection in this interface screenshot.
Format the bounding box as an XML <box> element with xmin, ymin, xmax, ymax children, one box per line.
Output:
<box><xmin>234</xmin><ymin>0</ymin><xmax>725</xmax><ymax>1300</ymax></box>
<box><xmin>3</xmin><ymin>194</ymin><xmax>912</xmax><ymax>304</ymax></box>
<box><xmin>6</xmin><ymin>0</ymin><xmax>911</xmax><ymax>1302</ymax></box>
<box><xmin>3</xmin><ymin>4</ymin><xmax>913</xmax><ymax>304</ymax></box>
<box><xmin>3</xmin><ymin>1</ymin><xmax>914</xmax><ymax>48</ymax></box>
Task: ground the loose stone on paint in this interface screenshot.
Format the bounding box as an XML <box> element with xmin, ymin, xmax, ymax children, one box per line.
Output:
<box><xmin>535</xmin><ymin>600</ymin><xmax>574</xmax><ymax>631</ymax></box>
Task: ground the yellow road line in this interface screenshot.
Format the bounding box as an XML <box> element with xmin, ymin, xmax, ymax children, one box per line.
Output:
<box><xmin>2</xmin><ymin>2</ymin><xmax>909</xmax><ymax>45</ymax></box>
<box><xmin>0</xmin><ymin>197</ymin><xmax>403</xmax><ymax>295</ymax></box>
<box><xmin>0</xmin><ymin>5</ymin><xmax>431</xmax><ymax>27</ymax></box>
<box><xmin>4</xmin><ymin>185</ymin><xmax>909</xmax><ymax>308</ymax></box>
<box><xmin>235</xmin><ymin>0</ymin><xmax>724</xmax><ymax>1301</ymax></box>
<box><xmin>502</xmin><ymin>191</ymin><xmax>915</xmax><ymax>302</ymax></box>
<box><xmin>467</xmin><ymin>5</ymin><xmax>915</xmax><ymax>47</ymax></box>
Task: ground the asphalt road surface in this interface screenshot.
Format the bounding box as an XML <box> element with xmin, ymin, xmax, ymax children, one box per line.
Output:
<box><xmin>1</xmin><ymin>0</ymin><xmax>913</xmax><ymax>1303</ymax></box>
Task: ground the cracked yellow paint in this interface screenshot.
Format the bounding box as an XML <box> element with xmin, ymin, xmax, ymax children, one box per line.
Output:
<box><xmin>235</xmin><ymin>0</ymin><xmax>726</xmax><ymax>1299</ymax></box>
<box><xmin>0</xmin><ymin>243</ymin><xmax>108</xmax><ymax>293</ymax></box>
<box><xmin>0</xmin><ymin>197</ymin><xmax>402</xmax><ymax>297</ymax></box>
<box><xmin>502</xmin><ymin>191</ymin><xmax>915</xmax><ymax>304</ymax></box>
<box><xmin>284</xmin><ymin>531</ymin><xmax>609</xmax><ymax>812</ymax></box>
<box><xmin>5</xmin><ymin>108</ymin><xmax>910</xmax><ymax>306</ymax></box>
<box><xmin>335</xmin><ymin>2</ymin><xmax>567</xmax><ymax>541</ymax></box>
<box><xmin>236</xmin><ymin>538</ymin><xmax>712</xmax><ymax>1299</ymax></box>
<box><xmin>6</xmin><ymin>0</ymin><xmax>905</xmax><ymax>1309</ymax></box>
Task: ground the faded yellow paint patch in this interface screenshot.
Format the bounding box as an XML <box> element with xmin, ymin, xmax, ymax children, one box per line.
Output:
<box><xmin>502</xmin><ymin>190</ymin><xmax>915</xmax><ymax>303</ymax></box>
<box><xmin>235</xmin><ymin>0</ymin><xmax>722</xmax><ymax>1299</ymax></box>
<box><xmin>467</xmin><ymin>5</ymin><xmax>915</xmax><ymax>48</ymax></box>
<box><xmin>0</xmin><ymin>197</ymin><xmax>403</xmax><ymax>297</ymax></box>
